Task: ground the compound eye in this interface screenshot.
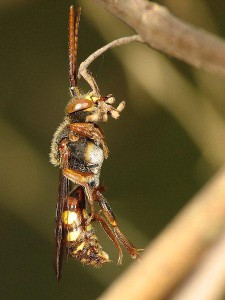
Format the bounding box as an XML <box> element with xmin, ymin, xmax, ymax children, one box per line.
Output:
<box><xmin>66</xmin><ymin>99</ymin><xmax>93</xmax><ymax>113</ymax></box>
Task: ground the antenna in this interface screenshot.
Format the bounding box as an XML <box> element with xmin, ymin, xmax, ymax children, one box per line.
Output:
<box><xmin>69</xmin><ymin>6</ymin><xmax>81</xmax><ymax>96</ymax></box>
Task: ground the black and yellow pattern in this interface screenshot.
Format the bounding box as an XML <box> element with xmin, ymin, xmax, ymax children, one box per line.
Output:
<box><xmin>62</xmin><ymin>186</ymin><xmax>109</xmax><ymax>266</ymax></box>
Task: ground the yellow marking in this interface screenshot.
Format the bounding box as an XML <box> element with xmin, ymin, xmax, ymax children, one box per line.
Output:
<box><xmin>85</xmin><ymin>94</ymin><xmax>99</xmax><ymax>103</ymax></box>
<box><xmin>62</xmin><ymin>211</ymin><xmax>79</xmax><ymax>225</ymax></box>
<box><xmin>84</xmin><ymin>142</ymin><xmax>95</xmax><ymax>163</ymax></box>
<box><xmin>84</xmin><ymin>94</ymin><xmax>99</xmax><ymax>111</ymax></box>
<box><xmin>86</xmin><ymin>224</ymin><xmax>93</xmax><ymax>231</ymax></box>
<box><xmin>77</xmin><ymin>241</ymin><xmax>85</xmax><ymax>251</ymax></box>
<box><xmin>84</xmin><ymin>106</ymin><xmax>94</xmax><ymax>112</ymax></box>
<box><xmin>67</xmin><ymin>229</ymin><xmax>81</xmax><ymax>242</ymax></box>
<box><xmin>82</xmin><ymin>209</ymin><xmax>88</xmax><ymax>218</ymax></box>
<box><xmin>72</xmin><ymin>242</ymin><xmax>85</xmax><ymax>255</ymax></box>
<box><xmin>100</xmin><ymin>251</ymin><xmax>109</xmax><ymax>260</ymax></box>
<box><xmin>111</xmin><ymin>220</ymin><xmax>117</xmax><ymax>227</ymax></box>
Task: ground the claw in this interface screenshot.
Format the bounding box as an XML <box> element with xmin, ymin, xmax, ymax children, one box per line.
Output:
<box><xmin>117</xmin><ymin>101</ymin><xmax>125</xmax><ymax>112</ymax></box>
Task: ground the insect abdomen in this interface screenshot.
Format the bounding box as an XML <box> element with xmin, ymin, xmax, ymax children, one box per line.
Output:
<box><xmin>62</xmin><ymin>190</ymin><xmax>110</xmax><ymax>266</ymax></box>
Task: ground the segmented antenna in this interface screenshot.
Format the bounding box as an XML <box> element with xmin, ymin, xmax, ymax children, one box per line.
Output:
<box><xmin>69</xmin><ymin>6</ymin><xmax>81</xmax><ymax>96</ymax></box>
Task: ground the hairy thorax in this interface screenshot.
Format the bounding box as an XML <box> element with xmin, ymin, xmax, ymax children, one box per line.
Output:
<box><xmin>50</xmin><ymin>117</ymin><xmax>104</xmax><ymax>186</ymax></box>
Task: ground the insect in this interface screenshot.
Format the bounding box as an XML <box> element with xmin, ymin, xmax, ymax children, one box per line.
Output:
<box><xmin>50</xmin><ymin>6</ymin><xmax>139</xmax><ymax>284</ymax></box>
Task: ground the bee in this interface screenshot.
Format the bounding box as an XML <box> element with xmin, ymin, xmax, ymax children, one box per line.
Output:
<box><xmin>50</xmin><ymin>6</ymin><xmax>139</xmax><ymax>284</ymax></box>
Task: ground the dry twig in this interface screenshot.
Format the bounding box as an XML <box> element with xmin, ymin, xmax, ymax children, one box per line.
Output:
<box><xmin>99</xmin><ymin>167</ymin><xmax>225</xmax><ymax>300</ymax></box>
<box><xmin>78</xmin><ymin>35</ymin><xmax>143</xmax><ymax>95</ymax></box>
<box><xmin>92</xmin><ymin>0</ymin><xmax>225</xmax><ymax>76</ymax></box>
<box><xmin>172</xmin><ymin>229</ymin><xmax>225</xmax><ymax>300</ymax></box>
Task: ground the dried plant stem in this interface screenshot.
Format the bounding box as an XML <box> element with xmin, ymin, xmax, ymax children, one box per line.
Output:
<box><xmin>92</xmin><ymin>0</ymin><xmax>225</xmax><ymax>76</ymax></box>
<box><xmin>99</xmin><ymin>167</ymin><xmax>225</xmax><ymax>300</ymax></box>
<box><xmin>172</xmin><ymin>229</ymin><xmax>225</xmax><ymax>300</ymax></box>
<box><xmin>78</xmin><ymin>35</ymin><xmax>143</xmax><ymax>95</ymax></box>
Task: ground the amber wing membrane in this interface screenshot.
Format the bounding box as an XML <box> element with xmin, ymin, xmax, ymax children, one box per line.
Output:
<box><xmin>54</xmin><ymin>169</ymin><xmax>69</xmax><ymax>285</ymax></box>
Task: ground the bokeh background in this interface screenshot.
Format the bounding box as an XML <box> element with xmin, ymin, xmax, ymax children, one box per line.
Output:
<box><xmin>1</xmin><ymin>0</ymin><xmax>225</xmax><ymax>299</ymax></box>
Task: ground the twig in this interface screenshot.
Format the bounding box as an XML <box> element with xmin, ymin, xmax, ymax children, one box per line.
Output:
<box><xmin>82</xmin><ymin>1</ymin><xmax>225</xmax><ymax>169</ymax></box>
<box><xmin>172</xmin><ymin>229</ymin><xmax>225</xmax><ymax>300</ymax></box>
<box><xmin>92</xmin><ymin>0</ymin><xmax>225</xmax><ymax>76</ymax></box>
<box><xmin>78</xmin><ymin>35</ymin><xmax>143</xmax><ymax>95</ymax></box>
<box><xmin>98</xmin><ymin>167</ymin><xmax>225</xmax><ymax>300</ymax></box>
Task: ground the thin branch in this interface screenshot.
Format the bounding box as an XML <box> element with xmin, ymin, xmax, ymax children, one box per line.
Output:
<box><xmin>78</xmin><ymin>35</ymin><xmax>143</xmax><ymax>95</ymax></box>
<box><xmin>92</xmin><ymin>0</ymin><xmax>225</xmax><ymax>76</ymax></box>
<box><xmin>172</xmin><ymin>229</ymin><xmax>225</xmax><ymax>300</ymax></box>
<box><xmin>99</xmin><ymin>167</ymin><xmax>225</xmax><ymax>300</ymax></box>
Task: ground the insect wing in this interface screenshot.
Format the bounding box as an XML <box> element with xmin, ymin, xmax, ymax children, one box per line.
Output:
<box><xmin>54</xmin><ymin>169</ymin><xmax>69</xmax><ymax>285</ymax></box>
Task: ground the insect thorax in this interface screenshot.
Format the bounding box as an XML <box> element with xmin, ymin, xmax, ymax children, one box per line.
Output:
<box><xmin>49</xmin><ymin>118</ymin><xmax>70</xmax><ymax>166</ymax></box>
<box><xmin>50</xmin><ymin>116</ymin><xmax>104</xmax><ymax>187</ymax></box>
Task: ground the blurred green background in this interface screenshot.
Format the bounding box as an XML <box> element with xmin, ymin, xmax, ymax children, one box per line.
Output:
<box><xmin>1</xmin><ymin>0</ymin><xmax>225</xmax><ymax>299</ymax></box>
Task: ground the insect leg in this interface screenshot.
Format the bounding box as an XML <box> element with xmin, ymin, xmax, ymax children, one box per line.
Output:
<box><xmin>94</xmin><ymin>213</ymin><xmax>123</xmax><ymax>265</ymax></box>
<box><xmin>63</xmin><ymin>168</ymin><xmax>96</xmax><ymax>220</ymax></box>
<box><xmin>69</xmin><ymin>123</ymin><xmax>109</xmax><ymax>158</ymax></box>
<box><xmin>95</xmin><ymin>192</ymin><xmax>139</xmax><ymax>259</ymax></box>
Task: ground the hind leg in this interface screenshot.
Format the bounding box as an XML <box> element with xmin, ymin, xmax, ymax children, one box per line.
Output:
<box><xmin>94</xmin><ymin>213</ymin><xmax>123</xmax><ymax>265</ymax></box>
<box><xmin>94</xmin><ymin>190</ymin><xmax>139</xmax><ymax>259</ymax></box>
<box><xmin>63</xmin><ymin>168</ymin><xmax>96</xmax><ymax>221</ymax></box>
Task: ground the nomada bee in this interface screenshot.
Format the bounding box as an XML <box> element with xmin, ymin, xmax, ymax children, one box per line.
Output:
<box><xmin>50</xmin><ymin>6</ymin><xmax>140</xmax><ymax>284</ymax></box>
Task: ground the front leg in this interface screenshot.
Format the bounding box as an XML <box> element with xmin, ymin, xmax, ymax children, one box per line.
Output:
<box><xmin>69</xmin><ymin>123</ymin><xmax>109</xmax><ymax>159</ymax></box>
